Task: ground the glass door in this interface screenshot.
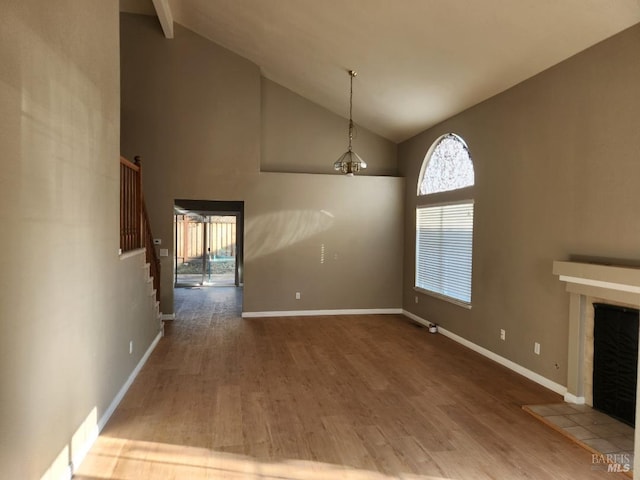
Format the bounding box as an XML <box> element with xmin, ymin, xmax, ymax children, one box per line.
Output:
<box><xmin>174</xmin><ymin>213</ymin><xmax>237</xmax><ymax>287</ymax></box>
<box><xmin>175</xmin><ymin>213</ymin><xmax>206</xmax><ymax>286</ymax></box>
<box><xmin>202</xmin><ymin>215</ymin><xmax>236</xmax><ymax>286</ymax></box>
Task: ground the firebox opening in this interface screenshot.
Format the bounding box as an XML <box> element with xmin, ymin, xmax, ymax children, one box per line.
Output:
<box><xmin>592</xmin><ymin>303</ymin><xmax>640</xmax><ymax>427</ymax></box>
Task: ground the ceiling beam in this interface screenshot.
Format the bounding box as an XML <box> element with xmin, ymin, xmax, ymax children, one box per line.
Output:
<box><xmin>152</xmin><ymin>0</ymin><xmax>174</xmax><ymax>39</ymax></box>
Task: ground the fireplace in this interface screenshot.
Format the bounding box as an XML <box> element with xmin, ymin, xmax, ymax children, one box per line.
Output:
<box><xmin>553</xmin><ymin>261</ymin><xmax>640</xmax><ymax>473</ymax></box>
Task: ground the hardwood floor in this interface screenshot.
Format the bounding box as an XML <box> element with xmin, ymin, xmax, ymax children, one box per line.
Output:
<box><xmin>75</xmin><ymin>287</ymin><xmax>624</xmax><ymax>479</ymax></box>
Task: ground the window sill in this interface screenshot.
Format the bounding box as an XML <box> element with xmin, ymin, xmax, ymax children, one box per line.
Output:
<box><xmin>413</xmin><ymin>286</ymin><xmax>472</xmax><ymax>310</ymax></box>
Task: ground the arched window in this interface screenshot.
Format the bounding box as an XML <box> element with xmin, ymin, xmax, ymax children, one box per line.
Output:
<box><xmin>415</xmin><ymin>134</ymin><xmax>475</xmax><ymax>306</ymax></box>
<box><xmin>418</xmin><ymin>133</ymin><xmax>474</xmax><ymax>195</ymax></box>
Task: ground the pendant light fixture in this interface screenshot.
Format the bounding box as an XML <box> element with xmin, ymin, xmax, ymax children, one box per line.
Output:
<box><xmin>333</xmin><ymin>70</ymin><xmax>367</xmax><ymax>176</ymax></box>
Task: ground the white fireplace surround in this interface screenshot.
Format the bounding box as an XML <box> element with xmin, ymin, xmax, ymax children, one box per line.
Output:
<box><xmin>553</xmin><ymin>260</ymin><xmax>640</xmax><ymax>473</ymax></box>
<box><xmin>553</xmin><ymin>261</ymin><xmax>640</xmax><ymax>402</ymax></box>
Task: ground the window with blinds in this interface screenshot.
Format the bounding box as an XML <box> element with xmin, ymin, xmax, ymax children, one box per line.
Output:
<box><xmin>415</xmin><ymin>202</ymin><xmax>474</xmax><ymax>305</ymax></box>
<box><xmin>415</xmin><ymin>133</ymin><xmax>475</xmax><ymax>307</ymax></box>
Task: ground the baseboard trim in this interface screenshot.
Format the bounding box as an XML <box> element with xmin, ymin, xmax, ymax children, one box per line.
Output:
<box><xmin>402</xmin><ymin>310</ymin><xmax>567</xmax><ymax>397</ymax></box>
<box><xmin>69</xmin><ymin>331</ymin><xmax>162</xmax><ymax>477</ymax></box>
<box><xmin>242</xmin><ymin>308</ymin><xmax>403</xmax><ymax>318</ymax></box>
<box><xmin>97</xmin><ymin>331</ymin><xmax>162</xmax><ymax>430</ymax></box>
<box><xmin>564</xmin><ymin>392</ymin><xmax>586</xmax><ymax>405</ymax></box>
<box><xmin>161</xmin><ymin>313</ymin><xmax>176</xmax><ymax>321</ymax></box>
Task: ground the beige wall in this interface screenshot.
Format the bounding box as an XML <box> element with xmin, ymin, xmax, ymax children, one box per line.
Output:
<box><xmin>120</xmin><ymin>14</ymin><xmax>404</xmax><ymax>314</ymax></box>
<box><xmin>244</xmin><ymin>173</ymin><xmax>403</xmax><ymax>312</ymax></box>
<box><xmin>261</xmin><ymin>78</ymin><xmax>398</xmax><ymax>176</ymax></box>
<box><xmin>400</xmin><ymin>24</ymin><xmax>640</xmax><ymax>385</ymax></box>
<box><xmin>0</xmin><ymin>2</ymin><xmax>160</xmax><ymax>479</ymax></box>
<box><xmin>120</xmin><ymin>13</ymin><xmax>261</xmax><ymax>311</ymax></box>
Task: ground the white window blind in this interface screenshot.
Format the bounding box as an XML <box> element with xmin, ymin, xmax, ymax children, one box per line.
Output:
<box><xmin>416</xmin><ymin>202</ymin><xmax>474</xmax><ymax>304</ymax></box>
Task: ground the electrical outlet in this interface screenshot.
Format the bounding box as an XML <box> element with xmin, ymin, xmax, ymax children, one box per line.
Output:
<box><xmin>500</xmin><ymin>329</ymin><xmax>506</xmax><ymax>341</ymax></box>
<box><xmin>534</xmin><ymin>342</ymin><xmax>541</xmax><ymax>355</ymax></box>
<box><xmin>415</xmin><ymin>296</ymin><xmax>418</xmax><ymax>304</ymax></box>
<box><xmin>129</xmin><ymin>341</ymin><xmax>133</xmax><ymax>355</ymax></box>
<box><xmin>295</xmin><ymin>292</ymin><xmax>301</xmax><ymax>300</ymax></box>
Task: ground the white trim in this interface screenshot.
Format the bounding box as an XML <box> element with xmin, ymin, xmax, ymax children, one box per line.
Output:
<box><xmin>69</xmin><ymin>331</ymin><xmax>162</xmax><ymax>477</ymax></box>
<box><xmin>558</xmin><ymin>275</ymin><xmax>640</xmax><ymax>294</ymax></box>
<box><xmin>69</xmin><ymin>429</ymin><xmax>98</xmax><ymax>477</ymax></box>
<box><xmin>119</xmin><ymin>248</ymin><xmax>145</xmax><ymax>261</ymax></box>
<box><xmin>56</xmin><ymin>465</ymin><xmax>73</xmax><ymax>480</ymax></box>
<box><xmin>402</xmin><ymin>309</ymin><xmax>434</xmax><ymax>328</ymax></box>
<box><xmin>414</xmin><ymin>286</ymin><xmax>472</xmax><ymax>310</ymax></box>
<box><xmin>161</xmin><ymin>313</ymin><xmax>176</xmax><ymax>321</ymax></box>
<box><xmin>97</xmin><ymin>331</ymin><xmax>162</xmax><ymax>431</ymax></box>
<box><xmin>151</xmin><ymin>0</ymin><xmax>174</xmax><ymax>38</ymax></box>
<box><xmin>402</xmin><ymin>310</ymin><xmax>567</xmax><ymax>397</ymax></box>
<box><xmin>564</xmin><ymin>392</ymin><xmax>586</xmax><ymax>405</ymax></box>
<box><xmin>242</xmin><ymin>308</ymin><xmax>402</xmax><ymax>318</ymax></box>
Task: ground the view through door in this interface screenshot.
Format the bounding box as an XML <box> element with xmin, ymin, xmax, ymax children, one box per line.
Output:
<box><xmin>174</xmin><ymin>213</ymin><xmax>237</xmax><ymax>287</ymax></box>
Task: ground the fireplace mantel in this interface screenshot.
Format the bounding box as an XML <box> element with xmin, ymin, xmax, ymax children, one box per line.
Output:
<box><xmin>553</xmin><ymin>261</ymin><xmax>640</xmax><ymax>305</ymax></box>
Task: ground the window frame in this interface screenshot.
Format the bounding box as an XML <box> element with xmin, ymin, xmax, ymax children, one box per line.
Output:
<box><xmin>414</xmin><ymin>133</ymin><xmax>475</xmax><ymax>309</ymax></box>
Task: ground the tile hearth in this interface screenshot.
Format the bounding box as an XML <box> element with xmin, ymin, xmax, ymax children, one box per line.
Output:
<box><xmin>524</xmin><ymin>403</ymin><xmax>634</xmax><ymax>474</ymax></box>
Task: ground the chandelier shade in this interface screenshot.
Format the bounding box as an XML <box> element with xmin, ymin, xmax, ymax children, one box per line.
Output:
<box><xmin>333</xmin><ymin>150</ymin><xmax>366</xmax><ymax>175</ymax></box>
<box><xmin>333</xmin><ymin>70</ymin><xmax>367</xmax><ymax>176</ymax></box>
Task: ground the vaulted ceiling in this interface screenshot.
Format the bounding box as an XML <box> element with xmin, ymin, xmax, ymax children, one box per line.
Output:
<box><xmin>120</xmin><ymin>0</ymin><xmax>640</xmax><ymax>142</ymax></box>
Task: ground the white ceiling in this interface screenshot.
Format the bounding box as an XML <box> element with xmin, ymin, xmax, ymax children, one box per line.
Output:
<box><xmin>121</xmin><ymin>0</ymin><xmax>640</xmax><ymax>142</ymax></box>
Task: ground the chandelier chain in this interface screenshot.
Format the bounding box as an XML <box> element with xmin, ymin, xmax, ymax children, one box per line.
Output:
<box><xmin>348</xmin><ymin>70</ymin><xmax>356</xmax><ymax>151</ymax></box>
<box><xmin>333</xmin><ymin>69</ymin><xmax>366</xmax><ymax>175</ymax></box>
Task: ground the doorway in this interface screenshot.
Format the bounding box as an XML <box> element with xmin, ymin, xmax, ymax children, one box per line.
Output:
<box><xmin>174</xmin><ymin>214</ymin><xmax>237</xmax><ymax>286</ymax></box>
<box><xmin>173</xmin><ymin>199</ymin><xmax>244</xmax><ymax>288</ymax></box>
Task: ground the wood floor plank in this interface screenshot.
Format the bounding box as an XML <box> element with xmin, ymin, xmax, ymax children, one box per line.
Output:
<box><xmin>212</xmin><ymin>385</ymin><xmax>243</xmax><ymax>448</ymax></box>
<box><xmin>75</xmin><ymin>287</ymin><xmax>628</xmax><ymax>479</ymax></box>
<box><xmin>322</xmin><ymin>415</ymin><xmax>378</xmax><ymax>471</ymax></box>
<box><xmin>344</xmin><ymin>353</ymin><xmax>390</xmax><ymax>391</ymax></box>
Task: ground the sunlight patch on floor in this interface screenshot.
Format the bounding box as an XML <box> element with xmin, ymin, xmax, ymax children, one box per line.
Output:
<box><xmin>74</xmin><ymin>436</ymin><xmax>454</xmax><ymax>480</ymax></box>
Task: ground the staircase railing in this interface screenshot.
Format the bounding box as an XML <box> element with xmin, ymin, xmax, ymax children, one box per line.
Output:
<box><xmin>120</xmin><ymin>156</ymin><xmax>141</xmax><ymax>251</ymax></box>
<box><xmin>120</xmin><ymin>156</ymin><xmax>161</xmax><ymax>302</ymax></box>
<box><xmin>142</xmin><ymin>199</ymin><xmax>161</xmax><ymax>302</ymax></box>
